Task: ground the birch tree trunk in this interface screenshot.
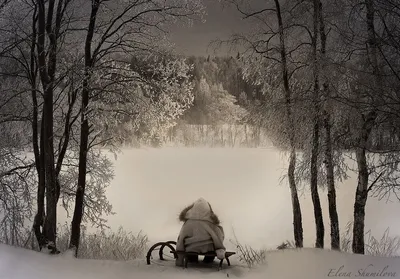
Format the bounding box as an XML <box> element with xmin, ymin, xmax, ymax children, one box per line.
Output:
<box><xmin>274</xmin><ymin>0</ymin><xmax>303</xmax><ymax>248</ymax></box>
<box><xmin>310</xmin><ymin>0</ymin><xmax>324</xmax><ymax>249</ymax></box>
<box><xmin>352</xmin><ymin>0</ymin><xmax>380</xmax><ymax>254</ymax></box>
<box><xmin>70</xmin><ymin>0</ymin><xmax>100</xmax><ymax>254</ymax></box>
<box><xmin>319</xmin><ymin>0</ymin><xmax>340</xmax><ymax>250</ymax></box>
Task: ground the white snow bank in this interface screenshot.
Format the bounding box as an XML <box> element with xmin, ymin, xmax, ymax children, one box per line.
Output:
<box><xmin>1</xmin><ymin>244</ymin><xmax>399</xmax><ymax>279</ymax></box>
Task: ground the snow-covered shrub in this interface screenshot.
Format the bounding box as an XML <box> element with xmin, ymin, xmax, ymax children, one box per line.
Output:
<box><xmin>230</xmin><ymin>232</ymin><xmax>266</xmax><ymax>268</ymax></box>
<box><xmin>276</xmin><ymin>240</ymin><xmax>295</xmax><ymax>250</ymax></box>
<box><xmin>57</xmin><ymin>224</ymin><xmax>148</xmax><ymax>260</ymax></box>
<box><xmin>341</xmin><ymin>221</ymin><xmax>400</xmax><ymax>257</ymax></box>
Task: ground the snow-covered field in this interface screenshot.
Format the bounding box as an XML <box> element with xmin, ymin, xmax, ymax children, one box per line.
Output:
<box><xmin>1</xmin><ymin>243</ymin><xmax>400</xmax><ymax>279</ymax></box>
<box><xmin>74</xmin><ymin>147</ymin><xmax>400</xmax><ymax>250</ymax></box>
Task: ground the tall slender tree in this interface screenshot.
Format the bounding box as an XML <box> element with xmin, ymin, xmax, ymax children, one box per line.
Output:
<box><xmin>273</xmin><ymin>0</ymin><xmax>303</xmax><ymax>247</ymax></box>
<box><xmin>319</xmin><ymin>0</ymin><xmax>340</xmax><ymax>250</ymax></box>
<box><xmin>352</xmin><ymin>0</ymin><xmax>382</xmax><ymax>254</ymax></box>
<box><xmin>310</xmin><ymin>0</ymin><xmax>324</xmax><ymax>249</ymax></box>
<box><xmin>69</xmin><ymin>0</ymin><xmax>99</xmax><ymax>253</ymax></box>
<box><xmin>219</xmin><ymin>0</ymin><xmax>304</xmax><ymax>247</ymax></box>
<box><xmin>34</xmin><ymin>0</ymin><xmax>72</xmax><ymax>252</ymax></box>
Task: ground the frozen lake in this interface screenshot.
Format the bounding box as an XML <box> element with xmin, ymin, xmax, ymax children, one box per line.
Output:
<box><xmin>64</xmin><ymin>147</ymin><xmax>400</xmax><ymax>250</ymax></box>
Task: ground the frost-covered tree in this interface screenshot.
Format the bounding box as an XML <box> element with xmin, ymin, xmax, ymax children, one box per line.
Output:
<box><xmin>219</xmin><ymin>0</ymin><xmax>305</xmax><ymax>247</ymax></box>
<box><xmin>0</xmin><ymin>0</ymin><xmax>204</xmax><ymax>254</ymax></box>
<box><xmin>219</xmin><ymin>0</ymin><xmax>400</xmax><ymax>255</ymax></box>
<box><xmin>184</xmin><ymin>76</ymin><xmax>246</xmax><ymax>126</ymax></box>
<box><xmin>205</xmin><ymin>83</ymin><xmax>247</xmax><ymax>125</ymax></box>
<box><xmin>326</xmin><ymin>0</ymin><xmax>400</xmax><ymax>254</ymax></box>
<box><xmin>67</xmin><ymin>0</ymin><xmax>204</xmax><ymax>254</ymax></box>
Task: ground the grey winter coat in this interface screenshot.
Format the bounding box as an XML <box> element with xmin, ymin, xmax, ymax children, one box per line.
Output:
<box><xmin>176</xmin><ymin>198</ymin><xmax>226</xmax><ymax>260</ymax></box>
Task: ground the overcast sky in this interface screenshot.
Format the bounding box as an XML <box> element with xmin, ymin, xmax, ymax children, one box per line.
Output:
<box><xmin>168</xmin><ymin>0</ymin><xmax>253</xmax><ymax>57</ymax></box>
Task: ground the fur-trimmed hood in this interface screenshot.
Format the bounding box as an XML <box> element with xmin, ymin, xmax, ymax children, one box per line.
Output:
<box><xmin>178</xmin><ymin>198</ymin><xmax>220</xmax><ymax>225</ymax></box>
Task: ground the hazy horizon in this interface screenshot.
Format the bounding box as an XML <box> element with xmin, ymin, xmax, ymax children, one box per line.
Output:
<box><xmin>57</xmin><ymin>146</ymin><xmax>400</xmax><ymax>251</ymax></box>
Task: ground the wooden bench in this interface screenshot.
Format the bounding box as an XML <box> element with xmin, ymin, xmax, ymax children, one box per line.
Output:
<box><xmin>172</xmin><ymin>250</ymin><xmax>236</xmax><ymax>270</ymax></box>
<box><xmin>145</xmin><ymin>241</ymin><xmax>235</xmax><ymax>270</ymax></box>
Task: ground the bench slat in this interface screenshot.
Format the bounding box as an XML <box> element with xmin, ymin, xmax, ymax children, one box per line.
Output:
<box><xmin>171</xmin><ymin>251</ymin><xmax>235</xmax><ymax>257</ymax></box>
<box><xmin>170</xmin><ymin>250</ymin><xmax>235</xmax><ymax>269</ymax></box>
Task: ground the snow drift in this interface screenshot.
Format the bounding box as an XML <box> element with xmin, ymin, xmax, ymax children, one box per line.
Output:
<box><xmin>1</xmin><ymin>244</ymin><xmax>399</xmax><ymax>279</ymax></box>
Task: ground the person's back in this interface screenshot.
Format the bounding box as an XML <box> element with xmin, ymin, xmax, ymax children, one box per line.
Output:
<box><xmin>175</xmin><ymin>198</ymin><xmax>226</xmax><ymax>266</ymax></box>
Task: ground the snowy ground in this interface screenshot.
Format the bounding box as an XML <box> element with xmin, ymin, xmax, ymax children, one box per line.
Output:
<box><xmin>60</xmin><ymin>147</ymin><xmax>400</xmax><ymax>250</ymax></box>
<box><xmin>1</xmin><ymin>243</ymin><xmax>399</xmax><ymax>279</ymax></box>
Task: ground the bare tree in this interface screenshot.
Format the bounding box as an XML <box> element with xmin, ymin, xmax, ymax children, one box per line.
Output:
<box><xmin>217</xmin><ymin>0</ymin><xmax>305</xmax><ymax>247</ymax></box>
<box><xmin>310</xmin><ymin>0</ymin><xmax>324</xmax><ymax>249</ymax></box>
<box><xmin>69</xmin><ymin>0</ymin><xmax>99</xmax><ymax>253</ymax></box>
<box><xmin>329</xmin><ymin>0</ymin><xmax>391</xmax><ymax>254</ymax></box>
<box><xmin>33</xmin><ymin>0</ymin><xmax>75</xmax><ymax>252</ymax></box>
<box><xmin>273</xmin><ymin>0</ymin><xmax>303</xmax><ymax>248</ymax></box>
<box><xmin>319</xmin><ymin>0</ymin><xmax>340</xmax><ymax>250</ymax></box>
<box><xmin>68</xmin><ymin>0</ymin><xmax>204</xmax><ymax>254</ymax></box>
<box><xmin>352</xmin><ymin>0</ymin><xmax>382</xmax><ymax>254</ymax></box>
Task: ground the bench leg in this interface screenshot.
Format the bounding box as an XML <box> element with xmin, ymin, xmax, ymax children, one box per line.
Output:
<box><xmin>226</xmin><ymin>258</ymin><xmax>231</xmax><ymax>266</ymax></box>
<box><xmin>184</xmin><ymin>256</ymin><xmax>188</xmax><ymax>268</ymax></box>
<box><xmin>218</xmin><ymin>259</ymin><xmax>223</xmax><ymax>271</ymax></box>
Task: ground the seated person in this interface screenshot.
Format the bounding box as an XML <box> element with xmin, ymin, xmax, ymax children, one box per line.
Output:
<box><xmin>175</xmin><ymin>198</ymin><xmax>226</xmax><ymax>266</ymax></box>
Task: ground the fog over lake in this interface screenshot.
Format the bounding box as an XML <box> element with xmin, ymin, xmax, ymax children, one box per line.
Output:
<box><xmin>59</xmin><ymin>147</ymin><xmax>400</xmax><ymax>251</ymax></box>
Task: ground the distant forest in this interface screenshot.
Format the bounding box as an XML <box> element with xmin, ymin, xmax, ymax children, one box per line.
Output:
<box><xmin>131</xmin><ymin>55</ymin><xmax>267</xmax><ymax>147</ymax></box>
<box><xmin>127</xmin><ymin>54</ymin><xmax>398</xmax><ymax>151</ymax></box>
